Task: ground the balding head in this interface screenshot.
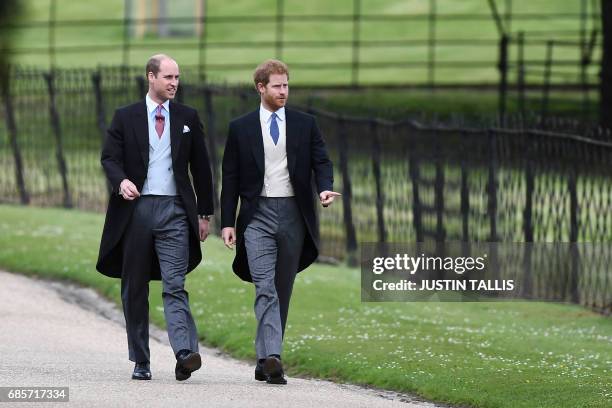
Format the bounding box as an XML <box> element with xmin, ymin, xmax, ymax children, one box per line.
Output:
<box><xmin>146</xmin><ymin>54</ymin><xmax>180</xmax><ymax>103</ymax></box>
<box><xmin>145</xmin><ymin>54</ymin><xmax>176</xmax><ymax>78</ymax></box>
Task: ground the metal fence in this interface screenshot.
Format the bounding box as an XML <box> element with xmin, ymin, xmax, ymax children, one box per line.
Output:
<box><xmin>0</xmin><ymin>66</ymin><xmax>610</xmax><ymax>313</ymax></box>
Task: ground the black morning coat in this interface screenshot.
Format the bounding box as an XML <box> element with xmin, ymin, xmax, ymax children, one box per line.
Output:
<box><xmin>96</xmin><ymin>100</ymin><xmax>214</xmax><ymax>280</ymax></box>
<box><xmin>221</xmin><ymin>107</ymin><xmax>334</xmax><ymax>282</ymax></box>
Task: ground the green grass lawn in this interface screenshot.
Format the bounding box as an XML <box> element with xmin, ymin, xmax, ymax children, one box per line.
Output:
<box><xmin>9</xmin><ymin>0</ymin><xmax>600</xmax><ymax>86</ymax></box>
<box><xmin>0</xmin><ymin>204</ymin><xmax>610</xmax><ymax>408</ymax></box>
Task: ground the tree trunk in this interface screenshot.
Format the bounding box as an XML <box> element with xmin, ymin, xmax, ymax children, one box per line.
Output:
<box><xmin>0</xmin><ymin>0</ymin><xmax>23</xmax><ymax>70</ymax></box>
<box><xmin>601</xmin><ymin>0</ymin><xmax>612</xmax><ymax>128</ymax></box>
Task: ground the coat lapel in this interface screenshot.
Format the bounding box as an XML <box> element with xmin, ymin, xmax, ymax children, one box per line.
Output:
<box><xmin>134</xmin><ymin>101</ymin><xmax>149</xmax><ymax>168</ymax></box>
<box><xmin>285</xmin><ymin>108</ymin><xmax>299</xmax><ymax>177</ymax></box>
<box><xmin>169</xmin><ymin>101</ymin><xmax>182</xmax><ymax>163</ymax></box>
<box><xmin>249</xmin><ymin>110</ymin><xmax>265</xmax><ymax>174</ymax></box>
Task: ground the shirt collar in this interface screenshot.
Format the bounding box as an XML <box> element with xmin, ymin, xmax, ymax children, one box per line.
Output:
<box><xmin>146</xmin><ymin>93</ymin><xmax>170</xmax><ymax>116</ymax></box>
<box><xmin>260</xmin><ymin>104</ymin><xmax>285</xmax><ymax>123</ymax></box>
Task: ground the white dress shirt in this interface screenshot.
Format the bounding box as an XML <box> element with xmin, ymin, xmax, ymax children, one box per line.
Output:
<box><xmin>141</xmin><ymin>93</ymin><xmax>177</xmax><ymax>196</ymax></box>
<box><xmin>259</xmin><ymin>104</ymin><xmax>294</xmax><ymax>197</ymax></box>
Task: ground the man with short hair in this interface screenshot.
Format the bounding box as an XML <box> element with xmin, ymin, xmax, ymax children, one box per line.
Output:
<box><xmin>221</xmin><ymin>59</ymin><xmax>340</xmax><ymax>385</ymax></box>
<box><xmin>97</xmin><ymin>54</ymin><xmax>214</xmax><ymax>381</ymax></box>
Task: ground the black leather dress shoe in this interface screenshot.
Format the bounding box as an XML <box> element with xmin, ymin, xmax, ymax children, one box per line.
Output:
<box><xmin>263</xmin><ymin>356</ymin><xmax>287</xmax><ymax>385</ymax></box>
<box><xmin>175</xmin><ymin>350</ymin><xmax>202</xmax><ymax>381</ymax></box>
<box><xmin>132</xmin><ymin>362</ymin><xmax>151</xmax><ymax>380</ymax></box>
<box><xmin>255</xmin><ymin>359</ymin><xmax>266</xmax><ymax>381</ymax></box>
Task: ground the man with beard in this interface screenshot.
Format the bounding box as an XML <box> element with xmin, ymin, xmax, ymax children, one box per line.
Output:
<box><xmin>97</xmin><ymin>54</ymin><xmax>214</xmax><ymax>381</ymax></box>
<box><xmin>221</xmin><ymin>59</ymin><xmax>340</xmax><ymax>385</ymax></box>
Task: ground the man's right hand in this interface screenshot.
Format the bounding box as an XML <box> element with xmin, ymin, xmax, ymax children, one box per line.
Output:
<box><xmin>119</xmin><ymin>179</ymin><xmax>140</xmax><ymax>200</ymax></box>
<box><xmin>221</xmin><ymin>227</ymin><xmax>236</xmax><ymax>249</ymax></box>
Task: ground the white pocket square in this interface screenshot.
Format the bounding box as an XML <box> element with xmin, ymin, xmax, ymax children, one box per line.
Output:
<box><xmin>182</xmin><ymin>125</ymin><xmax>190</xmax><ymax>133</ymax></box>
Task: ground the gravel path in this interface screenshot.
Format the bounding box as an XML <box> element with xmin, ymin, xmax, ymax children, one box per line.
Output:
<box><xmin>0</xmin><ymin>270</ymin><xmax>443</xmax><ymax>407</ymax></box>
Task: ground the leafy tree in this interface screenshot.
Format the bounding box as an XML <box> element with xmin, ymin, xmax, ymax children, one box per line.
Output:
<box><xmin>0</xmin><ymin>0</ymin><xmax>24</xmax><ymax>89</ymax></box>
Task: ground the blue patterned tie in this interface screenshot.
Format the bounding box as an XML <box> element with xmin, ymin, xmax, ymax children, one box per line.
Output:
<box><xmin>270</xmin><ymin>112</ymin><xmax>279</xmax><ymax>145</ymax></box>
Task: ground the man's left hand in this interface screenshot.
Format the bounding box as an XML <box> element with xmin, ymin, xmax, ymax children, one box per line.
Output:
<box><xmin>199</xmin><ymin>218</ymin><xmax>210</xmax><ymax>241</ymax></box>
<box><xmin>319</xmin><ymin>191</ymin><xmax>341</xmax><ymax>207</ymax></box>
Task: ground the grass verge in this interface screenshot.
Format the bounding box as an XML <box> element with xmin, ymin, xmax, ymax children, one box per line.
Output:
<box><xmin>0</xmin><ymin>204</ymin><xmax>610</xmax><ymax>408</ymax></box>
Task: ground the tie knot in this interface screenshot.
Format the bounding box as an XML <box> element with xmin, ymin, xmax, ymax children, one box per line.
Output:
<box><xmin>155</xmin><ymin>105</ymin><xmax>165</xmax><ymax>122</ymax></box>
<box><xmin>271</xmin><ymin>112</ymin><xmax>278</xmax><ymax>120</ymax></box>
